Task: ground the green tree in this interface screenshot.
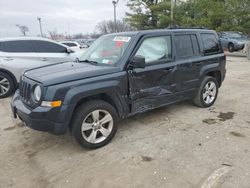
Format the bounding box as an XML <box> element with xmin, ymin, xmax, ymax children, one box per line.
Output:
<box><xmin>126</xmin><ymin>0</ymin><xmax>250</xmax><ymax>33</ymax></box>
<box><xmin>125</xmin><ymin>0</ymin><xmax>172</xmax><ymax>29</ymax></box>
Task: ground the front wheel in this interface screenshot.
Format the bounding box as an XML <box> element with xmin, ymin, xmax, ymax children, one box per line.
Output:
<box><xmin>71</xmin><ymin>100</ymin><xmax>118</xmax><ymax>149</ymax></box>
<box><xmin>193</xmin><ymin>76</ymin><xmax>219</xmax><ymax>108</ymax></box>
<box><xmin>228</xmin><ymin>43</ymin><xmax>235</xmax><ymax>53</ymax></box>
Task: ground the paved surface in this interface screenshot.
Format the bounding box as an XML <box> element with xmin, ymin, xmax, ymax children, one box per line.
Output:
<box><xmin>0</xmin><ymin>56</ymin><xmax>250</xmax><ymax>188</ymax></box>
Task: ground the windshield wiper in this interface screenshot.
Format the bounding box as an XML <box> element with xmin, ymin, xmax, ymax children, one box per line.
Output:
<box><xmin>78</xmin><ymin>59</ymin><xmax>98</xmax><ymax>65</ymax></box>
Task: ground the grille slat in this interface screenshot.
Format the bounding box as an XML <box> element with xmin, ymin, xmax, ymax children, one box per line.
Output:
<box><xmin>20</xmin><ymin>79</ymin><xmax>31</xmax><ymax>103</ymax></box>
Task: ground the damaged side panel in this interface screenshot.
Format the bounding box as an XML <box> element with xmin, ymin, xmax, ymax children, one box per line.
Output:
<box><xmin>128</xmin><ymin>64</ymin><xmax>180</xmax><ymax>114</ymax></box>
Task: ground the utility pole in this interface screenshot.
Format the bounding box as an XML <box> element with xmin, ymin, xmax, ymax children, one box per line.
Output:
<box><xmin>112</xmin><ymin>0</ymin><xmax>119</xmax><ymax>32</ymax></box>
<box><xmin>170</xmin><ymin>0</ymin><xmax>174</xmax><ymax>25</ymax></box>
<box><xmin>37</xmin><ymin>17</ymin><xmax>43</xmax><ymax>37</ymax></box>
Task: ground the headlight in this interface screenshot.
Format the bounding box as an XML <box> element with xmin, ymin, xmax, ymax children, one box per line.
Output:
<box><xmin>33</xmin><ymin>85</ymin><xmax>42</xmax><ymax>102</ymax></box>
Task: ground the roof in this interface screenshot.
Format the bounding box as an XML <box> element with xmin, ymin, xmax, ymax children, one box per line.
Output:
<box><xmin>106</xmin><ymin>28</ymin><xmax>215</xmax><ymax>37</ymax></box>
<box><xmin>0</xmin><ymin>37</ymin><xmax>55</xmax><ymax>42</ymax></box>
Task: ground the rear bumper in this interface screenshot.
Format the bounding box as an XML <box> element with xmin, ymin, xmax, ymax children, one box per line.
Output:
<box><xmin>11</xmin><ymin>90</ymin><xmax>68</xmax><ymax>135</ymax></box>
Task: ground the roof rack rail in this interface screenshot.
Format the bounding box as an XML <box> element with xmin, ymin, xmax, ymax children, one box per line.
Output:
<box><xmin>166</xmin><ymin>25</ymin><xmax>209</xmax><ymax>29</ymax></box>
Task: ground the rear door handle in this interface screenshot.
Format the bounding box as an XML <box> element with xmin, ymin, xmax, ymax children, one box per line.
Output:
<box><xmin>3</xmin><ymin>57</ymin><xmax>13</xmax><ymax>61</ymax></box>
<box><xmin>163</xmin><ymin>66</ymin><xmax>175</xmax><ymax>73</ymax></box>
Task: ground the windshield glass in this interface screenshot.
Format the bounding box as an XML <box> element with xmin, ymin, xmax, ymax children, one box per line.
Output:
<box><xmin>79</xmin><ymin>35</ymin><xmax>132</xmax><ymax>65</ymax></box>
<box><xmin>229</xmin><ymin>33</ymin><xmax>243</xmax><ymax>38</ymax></box>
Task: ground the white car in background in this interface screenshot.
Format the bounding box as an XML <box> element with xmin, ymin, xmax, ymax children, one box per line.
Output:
<box><xmin>0</xmin><ymin>37</ymin><xmax>80</xmax><ymax>98</ymax></box>
<box><xmin>60</xmin><ymin>41</ymin><xmax>88</xmax><ymax>52</ymax></box>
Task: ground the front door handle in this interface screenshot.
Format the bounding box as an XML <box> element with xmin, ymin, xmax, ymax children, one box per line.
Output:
<box><xmin>41</xmin><ymin>58</ymin><xmax>48</xmax><ymax>61</ymax></box>
<box><xmin>3</xmin><ymin>57</ymin><xmax>13</xmax><ymax>61</ymax></box>
<box><xmin>194</xmin><ymin>62</ymin><xmax>204</xmax><ymax>66</ymax></box>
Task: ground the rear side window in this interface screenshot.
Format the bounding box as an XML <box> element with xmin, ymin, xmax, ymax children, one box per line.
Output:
<box><xmin>174</xmin><ymin>35</ymin><xmax>193</xmax><ymax>57</ymax></box>
<box><xmin>201</xmin><ymin>33</ymin><xmax>220</xmax><ymax>55</ymax></box>
<box><xmin>33</xmin><ymin>41</ymin><xmax>67</xmax><ymax>53</ymax></box>
<box><xmin>0</xmin><ymin>40</ymin><xmax>35</xmax><ymax>53</ymax></box>
<box><xmin>191</xmin><ymin>35</ymin><xmax>200</xmax><ymax>56</ymax></box>
<box><xmin>135</xmin><ymin>36</ymin><xmax>172</xmax><ymax>65</ymax></box>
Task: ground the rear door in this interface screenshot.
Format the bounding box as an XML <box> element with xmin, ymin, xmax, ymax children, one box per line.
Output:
<box><xmin>0</xmin><ymin>40</ymin><xmax>40</xmax><ymax>81</ymax></box>
<box><xmin>128</xmin><ymin>34</ymin><xmax>179</xmax><ymax>113</ymax></box>
<box><xmin>173</xmin><ymin>33</ymin><xmax>202</xmax><ymax>93</ymax></box>
<box><xmin>200</xmin><ymin>32</ymin><xmax>223</xmax><ymax>71</ymax></box>
<box><xmin>33</xmin><ymin>40</ymin><xmax>75</xmax><ymax>65</ymax></box>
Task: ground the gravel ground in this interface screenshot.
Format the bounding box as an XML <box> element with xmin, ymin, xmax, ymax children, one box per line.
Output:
<box><xmin>0</xmin><ymin>56</ymin><xmax>250</xmax><ymax>188</ymax></box>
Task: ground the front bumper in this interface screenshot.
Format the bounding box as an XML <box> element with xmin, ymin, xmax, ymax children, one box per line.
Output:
<box><xmin>235</xmin><ymin>43</ymin><xmax>245</xmax><ymax>51</ymax></box>
<box><xmin>11</xmin><ymin>90</ymin><xmax>68</xmax><ymax>135</ymax></box>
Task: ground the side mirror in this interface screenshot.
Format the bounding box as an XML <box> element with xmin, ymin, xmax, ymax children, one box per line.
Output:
<box><xmin>66</xmin><ymin>48</ymin><xmax>74</xmax><ymax>53</ymax></box>
<box><xmin>81</xmin><ymin>44</ymin><xmax>89</xmax><ymax>48</ymax></box>
<box><xmin>130</xmin><ymin>55</ymin><xmax>145</xmax><ymax>69</ymax></box>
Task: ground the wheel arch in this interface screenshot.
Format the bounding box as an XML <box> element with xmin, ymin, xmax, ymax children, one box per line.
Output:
<box><xmin>0</xmin><ymin>68</ymin><xmax>18</xmax><ymax>88</ymax></box>
<box><xmin>206</xmin><ymin>70</ymin><xmax>222</xmax><ymax>87</ymax></box>
<box><xmin>66</xmin><ymin>91</ymin><xmax>129</xmax><ymax>130</ymax></box>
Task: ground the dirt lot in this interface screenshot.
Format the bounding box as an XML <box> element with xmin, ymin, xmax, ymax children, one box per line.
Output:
<box><xmin>0</xmin><ymin>56</ymin><xmax>250</xmax><ymax>188</ymax></box>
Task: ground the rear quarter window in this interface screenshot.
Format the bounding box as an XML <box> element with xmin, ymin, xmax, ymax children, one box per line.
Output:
<box><xmin>201</xmin><ymin>33</ymin><xmax>220</xmax><ymax>55</ymax></box>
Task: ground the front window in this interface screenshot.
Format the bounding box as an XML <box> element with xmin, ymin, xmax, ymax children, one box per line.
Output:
<box><xmin>135</xmin><ymin>36</ymin><xmax>172</xmax><ymax>65</ymax></box>
<box><xmin>79</xmin><ymin>35</ymin><xmax>132</xmax><ymax>65</ymax></box>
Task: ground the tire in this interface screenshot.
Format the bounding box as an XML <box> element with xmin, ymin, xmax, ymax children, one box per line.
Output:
<box><xmin>71</xmin><ymin>100</ymin><xmax>118</xmax><ymax>149</ymax></box>
<box><xmin>193</xmin><ymin>76</ymin><xmax>219</xmax><ymax>108</ymax></box>
<box><xmin>0</xmin><ymin>72</ymin><xmax>15</xmax><ymax>98</ymax></box>
<box><xmin>228</xmin><ymin>43</ymin><xmax>234</xmax><ymax>53</ymax></box>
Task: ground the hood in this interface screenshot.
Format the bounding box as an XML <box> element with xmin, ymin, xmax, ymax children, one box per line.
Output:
<box><xmin>24</xmin><ymin>61</ymin><xmax>120</xmax><ymax>86</ymax></box>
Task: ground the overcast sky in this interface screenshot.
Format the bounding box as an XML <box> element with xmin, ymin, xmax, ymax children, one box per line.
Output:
<box><xmin>0</xmin><ymin>0</ymin><xmax>128</xmax><ymax>37</ymax></box>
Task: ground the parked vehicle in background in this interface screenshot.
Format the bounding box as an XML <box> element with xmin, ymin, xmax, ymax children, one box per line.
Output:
<box><xmin>245</xmin><ymin>42</ymin><xmax>250</xmax><ymax>60</ymax></box>
<box><xmin>0</xmin><ymin>37</ymin><xmax>80</xmax><ymax>98</ymax></box>
<box><xmin>60</xmin><ymin>41</ymin><xmax>88</xmax><ymax>51</ymax></box>
<box><xmin>11</xmin><ymin>29</ymin><xmax>226</xmax><ymax>149</ymax></box>
<box><xmin>219</xmin><ymin>31</ymin><xmax>249</xmax><ymax>52</ymax></box>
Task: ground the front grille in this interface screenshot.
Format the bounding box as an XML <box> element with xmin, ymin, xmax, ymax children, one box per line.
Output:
<box><xmin>20</xmin><ymin>80</ymin><xmax>32</xmax><ymax>103</ymax></box>
<box><xmin>19</xmin><ymin>76</ymin><xmax>38</xmax><ymax>108</ymax></box>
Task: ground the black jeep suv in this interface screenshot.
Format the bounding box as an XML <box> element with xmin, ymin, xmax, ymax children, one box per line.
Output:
<box><xmin>11</xmin><ymin>29</ymin><xmax>226</xmax><ymax>149</ymax></box>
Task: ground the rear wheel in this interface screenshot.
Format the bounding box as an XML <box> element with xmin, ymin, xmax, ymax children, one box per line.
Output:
<box><xmin>71</xmin><ymin>100</ymin><xmax>118</xmax><ymax>149</ymax></box>
<box><xmin>0</xmin><ymin>72</ymin><xmax>15</xmax><ymax>98</ymax></box>
<box><xmin>193</xmin><ymin>76</ymin><xmax>219</xmax><ymax>108</ymax></box>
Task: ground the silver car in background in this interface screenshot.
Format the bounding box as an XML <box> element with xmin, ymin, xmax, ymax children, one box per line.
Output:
<box><xmin>0</xmin><ymin>37</ymin><xmax>80</xmax><ymax>98</ymax></box>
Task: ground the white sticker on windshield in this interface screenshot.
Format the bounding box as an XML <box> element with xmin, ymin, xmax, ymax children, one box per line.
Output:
<box><xmin>113</xmin><ymin>36</ymin><xmax>131</xmax><ymax>42</ymax></box>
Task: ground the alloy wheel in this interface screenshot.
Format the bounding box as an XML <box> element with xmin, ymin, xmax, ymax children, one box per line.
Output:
<box><xmin>0</xmin><ymin>76</ymin><xmax>10</xmax><ymax>96</ymax></box>
<box><xmin>81</xmin><ymin>109</ymin><xmax>113</xmax><ymax>144</ymax></box>
<box><xmin>202</xmin><ymin>81</ymin><xmax>217</xmax><ymax>104</ymax></box>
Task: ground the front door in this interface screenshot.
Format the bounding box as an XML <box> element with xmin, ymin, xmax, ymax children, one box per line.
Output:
<box><xmin>128</xmin><ymin>35</ymin><xmax>179</xmax><ymax>114</ymax></box>
<box><xmin>32</xmin><ymin>40</ymin><xmax>74</xmax><ymax>65</ymax></box>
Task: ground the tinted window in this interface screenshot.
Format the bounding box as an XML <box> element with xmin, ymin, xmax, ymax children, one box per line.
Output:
<box><xmin>135</xmin><ymin>36</ymin><xmax>172</xmax><ymax>64</ymax></box>
<box><xmin>62</xmin><ymin>42</ymin><xmax>77</xmax><ymax>47</ymax></box>
<box><xmin>33</xmin><ymin>41</ymin><xmax>67</xmax><ymax>53</ymax></box>
<box><xmin>201</xmin><ymin>33</ymin><xmax>220</xmax><ymax>55</ymax></box>
<box><xmin>0</xmin><ymin>40</ymin><xmax>35</xmax><ymax>53</ymax></box>
<box><xmin>191</xmin><ymin>35</ymin><xmax>200</xmax><ymax>56</ymax></box>
<box><xmin>174</xmin><ymin>35</ymin><xmax>193</xmax><ymax>58</ymax></box>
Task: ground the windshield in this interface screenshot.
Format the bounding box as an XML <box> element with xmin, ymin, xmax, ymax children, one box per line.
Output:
<box><xmin>79</xmin><ymin>35</ymin><xmax>132</xmax><ymax>65</ymax></box>
<box><xmin>229</xmin><ymin>33</ymin><xmax>243</xmax><ymax>38</ymax></box>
